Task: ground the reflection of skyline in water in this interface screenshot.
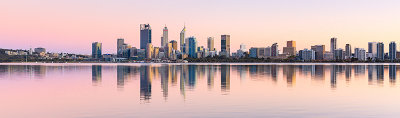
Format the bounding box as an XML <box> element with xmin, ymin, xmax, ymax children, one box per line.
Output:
<box><xmin>1</xmin><ymin>64</ymin><xmax>400</xmax><ymax>102</ymax></box>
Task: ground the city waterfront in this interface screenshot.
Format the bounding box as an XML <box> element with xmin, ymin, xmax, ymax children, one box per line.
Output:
<box><xmin>1</xmin><ymin>63</ymin><xmax>400</xmax><ymax>118</ymax></box>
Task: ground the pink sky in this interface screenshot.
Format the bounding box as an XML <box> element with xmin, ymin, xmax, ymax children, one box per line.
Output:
<box><xmin>1</xmin><ymin>0</ymin><xmax>400</xmax><ymax>54</ymax></box>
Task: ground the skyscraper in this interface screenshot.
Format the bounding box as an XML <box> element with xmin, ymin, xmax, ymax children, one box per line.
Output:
<box><xmin>368</xmin><ymin>42</ymin><xmax>377</xmax><ymax>58</ymax></box>
<box><xmin>180</xmin><ymin>25</ymin><xmax>186</xmax><ymax>53</ymax></box>
<box><xmin>207</xmin><ymin>37</ymin><xmax>215</xmax><ymax>51</ymax></box>
<box><xmin>311</xmin><ymin>45</ymin><xmax>325</xmax><ymax>60</ymax></box>
<box><xmin>117</xmin><ymin>38</ymin><xmax>124</xmax><ymax>57</ymax></box>
<box><xmin>161</xmin><ymin>26</ymin><xmax>168</xmax><ymax>47</ymax></box>
<box><xmin>283</xmin><ymin>40</ymin><xmax>296</xmax><ymax>56</ymax></box>
<box><xmin>188</xmin><ymin>37</ymin><xmax>197</xmax><ymax>58</ymax></box>
<box><xmin>169</xmin><ymin>40</ymin><xmax>178</xmax><ymax>50</ymax></box>
<box><xmin>389</xmin><ymin>41</ymin><xmax>396</xmax><ymax>61</ymax></box>
<box><xmin>140</xmin><ymin>24</ymin><xmax>152</xmax><ymax>49</ymax></box>
<box><xmin>345</xmin><ymin>44</ymin><xmax>352</xmax><ymax>59</ymax></box>
<box><xmin>221</xmin><ymin>35</ymin><xmax>230</xmax><ymax>57</ymax></box>
<box><xmin>330</xmin><ymin>37</ymin><xmax>337</xmax><ymax>53</ymax></box>
<box><xmin>146</xmin><ymin>43</ymin><xmax>154</xmax><ymax>59</ymax></box>
<box><xmin>377</xmin><ymin>42</ymin><xmax>384</xmax><ymax>60</ymax></box>
<box><xmin>92</xmin><ymin>42</ymin><xmax>102</xmax><ymax>59</ymax></box>
<box><xmin>334</xmin><ymin>48</ymin><xmax>344</xmax><ymax>60</ymax></box>
<box><xmin>271</xmin><ymin>43</ymin><xmax>278</xmax><ymax>57</ymax></box>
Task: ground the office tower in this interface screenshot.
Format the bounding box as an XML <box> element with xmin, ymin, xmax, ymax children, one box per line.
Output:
<box><xmin>249</xmin><ymin>48</ymin><xmax>258</xmax><ymax>58</ymax></box>
<box><xmin>330</xmin><ymin>37</ymin><xmax>337</xmax><ymax>52</ymax></box>
<box><xmin>180</xmin><ymin>25</ymin><xmax>186</xmax><ymax>53</ymax></box>
<box><xmin>389</xmin><ymin>41</ymin><xmax>397</xmax><ymax>61</ymax></box>
<box><xmin>34</xmin><ymin>47</ymin><xmax>46</xmax><ymax>54</ymax></box>
<box><xmin>140</xmin><ymin>24</ymin><xmax>152</xmax><ymax>49</ymax></box>
<box><xmin>311</xmin><ymin>45</ymin><xmax>325</xmax><ymax>60</ymax></box>
<box><xmin>283</xmin><ymin>40</ymin><xmax>296</xmax><ymax>56</ymax></box>
<box><xmin>377</xmin><ymin>42</ymin><xmax>384</xmax><ymax>60</ymax></box>
<box><xmin>166</xmin><ymin>43</ymin><xmax>173</xmax><ymax>58</ymax></box>
<box><xmin>221</xmin><ymin>35</ymin><xmax>231</xmax><ymax>57</ymax></box>
<box><xmin>236</xmin><ymin>44</ymin><xmax>247</xmax><ymax>58</ymax></box>
<box><xmin>207</xmin><ymin>37</ymin><xmax>215</xmax><ymax>51</ymax></box>
<box><xmin>265</xmin><ymin>46</ymin><xmax>271</xmax><ymax>57</ymax></box>
<box><xmin>354</xmin><ymin>48</ymin><xmax>360</xmax><ymax>59</ymax></box>
<box><xmin>117</xmin><ymin>38</ymin><xmax>125</xmax><ymax>57</ymax></box>
<box><xmin>169</xmin><ymin>40</ymin><xmax>178</xmax><ymax>50</ymax></box>
<box><xmin>188</xmin><ymin>37</ymin><xmax>197</xmax><ymax>58</ymax></box>
<box><xmin>92</xmin><ymin>42</ymin><xmax>102</xmax><ymax>59</ymax></box>
<box><xmin>271</xmin><ymin>43</ymin><xmax>278</xmax><ymax>56</ymax></box>
<box><xmin>258</xmin><ymin>48</ymin><xmax>265</xmax><ymax>58</ymax></box>
<box><xmin>368</xmin><ymin>42</ymin><xmax>377</xmax><ymax>58</ymax></box>
<box><xmin>153</xmin><ymin>47</ymin><xmax>159</xmax><ymax>59</ymax></box>
<box><xmin>357</xmin><ymin>48</ymin><xmax>366</xmax><ymax>61</ymax></box>
<box><xmin>146</xmin><ymin>43</ymin><xmax>154</xmax><ymax>59</ymax></box>
<box><xmin>161</xmin><ymin>26</ymin><xmax>168</xmax><ymax>47</ymax></box>
<box><xmin>334</xmin><ymin>48</ymin><xmax>344</xmax><ymax>60</ymax></box>
<box><xmin>345</xmin><ymin>44</ymin><xmax>352</xmax><ymax>59</ymax></box>
<box><xmin>300</xmin><ymin>49</ymin><xmax>315</xmax><ymax>61</ymax></box>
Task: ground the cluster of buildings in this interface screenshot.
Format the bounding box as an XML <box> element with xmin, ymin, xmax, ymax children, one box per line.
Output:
<box><xmin>248</xmin><ymin>37</ymin><xmax>399</xmax><ymax>62</ymax></box>
<box><xmin>3</xmin><ymin>47</ymin><xmax>84</xmax><ymax>60</ymax></box>
<box><xmin>89</xmin><ymin>23</ymin><xmax>400</xmax><ymax>62</ymax></box>
<box><xmin>91</xmin><ymin>24</ymin><xmax>230</xmax><ymax>62</ymax></box>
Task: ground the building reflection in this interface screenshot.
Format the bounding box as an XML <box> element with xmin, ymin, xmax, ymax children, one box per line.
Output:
<box><xmin>389</xmin><ymin>65</ymin><xmax>396</xmax><ymax>85</ymax></box>
<box><xmin>92</xmin><ymin>65</ymin><xmax>102</xmax><ymax>86</ymax></box>
<box><xmin>283</xmin><ymin>65</ymin><xmax>296</xmax><ymax>87</ymax></box>
<box><xmin>140</xmin><ymin>66</ymin><xmax>152</xmax><ymax>102</ymax></box>
<box><xmin>221</xmin><ymin>65</ymin><xmax>230</xmax><ymax>93</ymax></box>
<box><xmin>159</xmin><ymin>65</ymin><xmax>170</xmax><ymax>100</ymax></box>
<box><xmin>376</xmin><ymin>65</ymin><xmax>384</xmax><ymax>86</ymax></box>
<box><xmin>345</xmin><ymin>65</ymin><xmax>352</xmax><ymax>83</ymax></box>
<box><xmin>4</xmin><ymin>64</ymin><xmax>400</xmax><ymax>103</ymax></box>
<box><xmin>330</xmin><ymin>65</ymin><xmax>337</xmax><ymax>89</ymax></box>
<box><xmin>207</xmin><ymin>65</ymin><xmax>216</xmax><ymax>90</ymax></box>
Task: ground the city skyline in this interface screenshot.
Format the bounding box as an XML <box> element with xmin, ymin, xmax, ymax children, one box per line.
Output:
<box><xmin>2</xmin><ymin>0</ymin><xmax>400</xmax><ymax>54</ymax></box>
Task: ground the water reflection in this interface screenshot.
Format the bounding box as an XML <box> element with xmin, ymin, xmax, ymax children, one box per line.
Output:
<box><xmin>92</xmin><ymin>65</ymin><xmax>102</xmax><ymax>86</ymax></box>
<box><xmin>1</xmin><ymin>64</ymin><xmax>400</xmax><ymax>102</ymax></box>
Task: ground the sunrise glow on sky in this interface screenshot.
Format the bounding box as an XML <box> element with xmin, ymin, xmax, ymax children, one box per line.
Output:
<box><xmin>1</xmin><ymin>0</ymin><xmax>400</xmax><ymax>54</ymax></box>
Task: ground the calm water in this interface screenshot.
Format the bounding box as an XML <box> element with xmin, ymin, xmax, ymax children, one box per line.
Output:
<box><xmin>1</xmin><ymin>63</ymin><xmax>400</xmax><ymax>118</ymax></box>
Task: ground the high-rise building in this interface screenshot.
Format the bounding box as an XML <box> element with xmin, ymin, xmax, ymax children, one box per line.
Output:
<box><xmin>345</xmin><ymin>44</ymin><xmax>352</xmax><ymax>59</ymax></box>
<box><xmin>146</xmin><ymin>43</ymin><xmax>154</xmax><ymax>59</ymax></box>
<box><xmin>117</xmin><ymin>38</ymin><xmax>125</xmax><ymax>57</ymax></box>
<box><xmin>300</xmin><ymin>49</ymin><xmax>315</xmax><ymax>61</ymax></box>
<box><xmin>249</xmin><ymin>48</ymin><xmax>258</xmax><ymax>58</ymax></box>
<box><xmin>188</xmin><ymin>37</ymin><xmax>197</xmax><ymax>58</ymax></box>
<box><xmin>92</xmin><ymin>42</ymin><xmax>102</xmax><ymax>59</ymax></box>
<box><xmin>271</xmin><ymin>43</ymin><xmax>278</xmax><ymax>56</ymax></box>
<box><xmin>334</xmin><ymin>48</ymin><xmax>344</xmax><ymax>60</ymax></box>
<box><xmin>265</xmin><ymin>46</ymin><xmax>271</xmax><ymax>57</ymax></box>
<box><xmin>207</xmin><ymin>37</ymin><xmax>215</xmax><ymax>51</ymax></box>
<box><xmin>368</xmin><ymin>42</ymin><xmax>377</xmax><ymax>58</ymax></box>
<box><xmin>169</xmin><ymin>40</ymin><xmax>178</xmax><ymax>50</ymax></box>
<box><xmin>140</xmin><ymin>24</ymin><xmax>152</xmax><ymax>49</ymax></box>
<box><xmin>357</xmin><ymin>48</ymin><xmax>366</xmax><ymax>61</ymax></box>
<box><xmin>180</xmin><ymin>25</ymin><xmax>186</xmax><ymax>53</ymax></box>
<box><xmin>330</xmin><ymin>37</ymin><xmax>337</xmax><ymax>53</ymax></box>
<box><xmin>389</xmin><ymin>41</ymin><xmax>397</xmax><ymax>61</ymax></box>
<box><xmin>311</xmin><ymin>45</ymin><xmax>325</xmax><ymax>60</ymax></box>
<box><xmin>283</xmin><ymin>40</ymin><xmax>296</xmax><ymax>56</ymax></box>
<box><xmin>166</xmin><ymin>43</ymin><xmax>173</xmax><ymax>58</ymax></box>
<box><xmin>236</xmin><ymin>44</ymin><xmax>247</xmax><ymax>58</ymax></box>
<box><xmin>377</xmin><ymin>42</ymin><xmax>384</xmax><ymax>60</ymax></box>
<box><xmin>354</xmin><ymin>48</ymin><xmax>360</xmax><ymax>59</ymax></box>
<box><xmin>161</xmin><ymin>26</ymin><xmax>168</xmax><ymax>47</ymax></box>
<box><xmin>221</xmin><ymin>35</ymin><xmax>231</xmax><ymax>57</ymax></box>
